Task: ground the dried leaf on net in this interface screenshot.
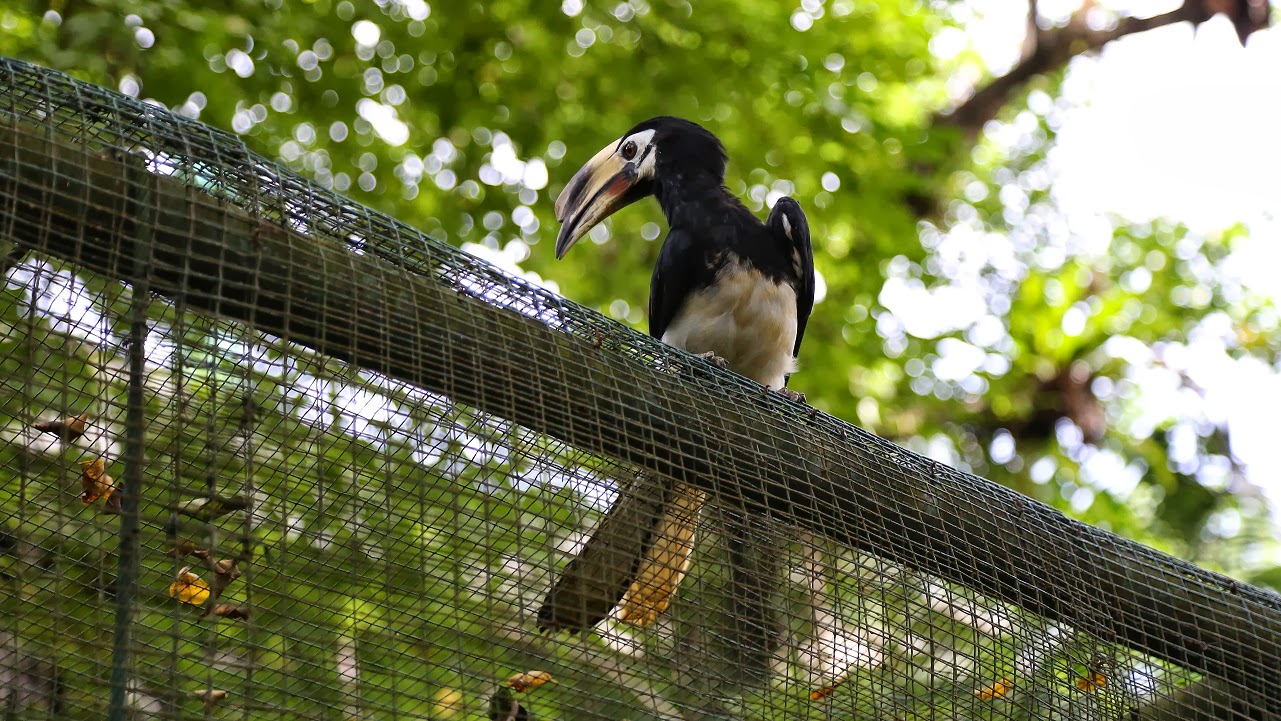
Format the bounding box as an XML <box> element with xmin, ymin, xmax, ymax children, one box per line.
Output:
<box><xmin>166</xmin><ymin>538</ymin><xmax>200</xmax><ymax>557</ymax></box>
<box><xmin>194</xmin><ymin>689</ymin><xmax>227</xmax><ymax>712</ymax></box>
<box><xmin>213</xmin><ymin>604</ymin><xmax>250</xmax><ymax>620</ymax></box>
<box><xmin>79</xmin><ymin>458</ymin><xmax>120</xmax><ymax>511</ymax></box>
<box><xmin>1074</xmin><ymin>651</ymin><xmax>1115</xmax><ymax>692</ymax></box>
<box><xmin>168</xmin><ymin>567</ymin><xmax>211</xmax><ymax>606</ymax></box>
<box><xmin>506</xmin><ymin>670</ymin><xmax>555</xmax><ymax>693</ymax></box>
<box><xmin>1075</xmin><ymin>670</ymin><xmax>1108</xmax><ymax>692</ymax></box>
<box><xmin>974</xmin><ymin>677</ymin><xmax>1014</xmax><ymax>701</ymax></box>
<box><xmin>170</xmin><ymin>495</ymin><xmax>249</xmax><ymax>522</ymax></box>
<box><xmin>33</xmin><ymin>412</ymin><xmax>90</xmax><ymax>442</ymax></box>
<box><xmin>809</xmin><ymin>686</ymin><xmax>840</xmax><ymax>701</ymax></box>
<box><xmin>188</xmin><ymin>552</ymin><xmax>242</xmax><ymax>596</ymax></box>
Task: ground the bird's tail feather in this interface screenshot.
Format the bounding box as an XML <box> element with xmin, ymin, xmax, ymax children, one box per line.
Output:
<box><xmin>616</xmin><ymin>483</ymin><xmax>706</xmax><ymax>625</ymax></box>
<box><xmin>539</xmin><ymin>474</ymin><xmax>782</xmax><ymax>689</ymax></box>
<box><xmin>537</xmin><ymin>472</ymin><xmax>673</xmax><ymax>633</ymax></box>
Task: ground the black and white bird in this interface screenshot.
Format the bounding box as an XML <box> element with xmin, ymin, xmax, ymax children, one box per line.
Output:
<box><xmin>539</xmin><ymin>117</ymin><xmax>815</xmax><ymax>666</ymax></box>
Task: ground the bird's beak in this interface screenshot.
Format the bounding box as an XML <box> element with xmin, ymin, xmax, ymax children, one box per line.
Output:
<box><xmin>553</xmin><ymin>141</ymin><xmax>648</xmax><ymax>259</ymax></box>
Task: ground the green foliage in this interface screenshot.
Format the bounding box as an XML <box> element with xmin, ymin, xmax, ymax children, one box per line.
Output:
<box><xmin>1</xmin><ymin>0</ymin><xmax>958</xmax><ymax>425</ymax></box>
<box><xmin>0</xmin><ymin>260</ymin><xmax>1197</xmax><ymax>719</ymax></box>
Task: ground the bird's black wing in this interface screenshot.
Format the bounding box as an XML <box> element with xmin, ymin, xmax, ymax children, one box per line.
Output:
<box><xmin>648</xmin><ymin>226</ymin><xmax>712</xmax><ymax>342</ymax></box>
<box><xmin>766</xmin><ymin>197</ymin><xmax>815</xmax><ymax>357</ymax></box>
<box><xmin>537</xmin><ymin>472</ymin><xmax>674</xmax><ymax>632</ymax></box>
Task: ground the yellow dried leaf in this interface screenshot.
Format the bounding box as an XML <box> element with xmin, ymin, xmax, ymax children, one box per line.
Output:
<box><xmin>809</xmin><ymin>685</ymin><xmax>839</xmax><ymax>701</ymax></box>
<box><xmin>507</xmin><ymin>670</ymin><xmax>555</xmax><ymax>693</ymax></box>
<box><xmin>974</xmin><ymin>678</ymin><xmax>1013</xmax><ymax>700</ymax></box>
<box><xmin>195</xmin><ymin>689</ymin><xmax>227</xmax><ymax>702</ymax></box>
<box><xmin>809</xmin><ymin>668</ymin><xmax>850</xmax><ymax>700</ymax></box>
<box><xmin>1076</xmin><ymin>670</ymin><xmax>1107</xmax><ymax>692</ymax></box>
<box><xmin>168</xmin><ymin>568</ymin><xmax>211</xmax><ymax>605</ymax></box>
<box><xmin>79</xmin><ymin>458</ymin><xmax>116</xmax><ymax>505</ymax></box>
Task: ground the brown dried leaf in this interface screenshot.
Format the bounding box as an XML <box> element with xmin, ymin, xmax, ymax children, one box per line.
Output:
<box><xmin>213</xmin><ymin>559</ymin><xmax>240</xmax><ymax>578</ymax></box>
<box><xmin>809</xmin><ymin>669</ymin><xmax>850</xmax><ymax>700</ymax></box>
<box><xmin>166</xmin><ymin>539</ymin><xmax>200</xmax><ymax>557</ymax></box>
<box><xmin>209</xmin><ymin>558</ymin><xmax>241</xmax><ymax>597</ymax></box>
<box><xmin>79</xmin><ymin>459</ymin><xmax>115</xmax><ymax>505</ymax></box>
<box><xmin>33</xmin><ymin>413</ymin><xmax>89</xmax><ymax>442</ymax></box>
<box><xmin>809</xmin><ymin>685</ymin><xmax>838</xmax><ymax>701</ymax></box>
<box><xmin>213</xmin><ymin>604</ymin><xmax>251</xmax><ymax>620</ymax></box>
<box><xmin>194</xmin><ymin>689</ymin><xmax>228</xmax><ymax>712</ymax></box>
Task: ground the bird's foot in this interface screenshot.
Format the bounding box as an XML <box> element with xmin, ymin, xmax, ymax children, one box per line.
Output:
<box><xmin>775</xmin><ymin>387</ymin><xmax>807</xmax><ymax>404</ymax></box>
<box><xmin>695</xmin><ymin>351</ymin><xmax>729</xmax><ymax>371</ymax></box>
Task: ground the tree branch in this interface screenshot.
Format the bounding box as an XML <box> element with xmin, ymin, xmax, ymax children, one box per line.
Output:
<box><xmin>935</xmin><ymin>0</ymin><xmax>1258</xmax><ymax>137</ymax></box>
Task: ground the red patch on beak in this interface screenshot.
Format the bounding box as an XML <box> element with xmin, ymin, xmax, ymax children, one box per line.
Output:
<box><xmin>607</xmin><ymin>173</ymin><xmax>634</xmax><ymax>196</ymax></box>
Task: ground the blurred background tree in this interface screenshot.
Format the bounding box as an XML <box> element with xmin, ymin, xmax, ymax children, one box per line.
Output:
<box><xmin>2</xmin><ymin>0</ymin><xmax>1277</xmax><ymax>581</ymax></box>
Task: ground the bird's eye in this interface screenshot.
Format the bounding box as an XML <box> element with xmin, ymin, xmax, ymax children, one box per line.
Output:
<box><xmin>621</xmin><ymin>140</ymin><xmax>638</xmax><ymax>161</ymax></box>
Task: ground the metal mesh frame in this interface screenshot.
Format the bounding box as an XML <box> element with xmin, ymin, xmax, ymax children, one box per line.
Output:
<box><xmin>0</xmin><ymin>57</ymin><xmax>1278</xmax><ymax>720</ymax></box>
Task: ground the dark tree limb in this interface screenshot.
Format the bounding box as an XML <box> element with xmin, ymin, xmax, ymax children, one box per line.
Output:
<box><xmin>936</xmin><ymin>0</ymin><xmax>1269</xmax><ymax>137</ymax></box>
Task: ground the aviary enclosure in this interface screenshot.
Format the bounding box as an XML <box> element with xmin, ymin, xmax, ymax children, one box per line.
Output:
<box><xmin>1</xmin><ymin>58</ymin><xmax>1278</xmax><ymax>720</ymax></box>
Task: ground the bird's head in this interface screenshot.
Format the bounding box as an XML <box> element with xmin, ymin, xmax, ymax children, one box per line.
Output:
<box><xmin>553</xmin><ymin>116</ymin><xmax>726</xmax><ymax>258</ymax></box>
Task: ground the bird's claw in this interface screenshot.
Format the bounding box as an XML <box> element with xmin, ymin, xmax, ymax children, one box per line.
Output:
<box><xmin>775</xmin><ymin>388</ymin><xmax>806</xmax><ymax>404</ymax></box>
<box><xmin>695</xmin><ymin>351</ymin><xmax>729</xmax><ymax>371</ymax></box>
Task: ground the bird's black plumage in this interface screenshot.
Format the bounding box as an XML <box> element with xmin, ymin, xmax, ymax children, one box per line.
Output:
<box><xmin>639</xmin><ymin>118</ymin><xmax>814</xmax><ymax>370</ymax></box>
<box><xmin>767</xmin><ymin>196</ymin><xmax>815</xmax><ymax>359</ymax></box>
<box><xmin>542</xmin><ymin>117</ymin><xmax>816</xmax><ymax>677</ymax></box>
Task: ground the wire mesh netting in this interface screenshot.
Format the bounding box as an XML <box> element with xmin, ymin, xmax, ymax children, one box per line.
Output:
<box><xmin>0</xmin><ymin>57</ymin><xmax>1278</xmax><ymax>721</ymax></box>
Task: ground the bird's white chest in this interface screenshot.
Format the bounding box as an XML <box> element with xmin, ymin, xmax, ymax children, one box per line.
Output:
<box><xmin>660</xmin><ymin>262</ymin><xmax>798</xmax><ymax>389</ymax></box>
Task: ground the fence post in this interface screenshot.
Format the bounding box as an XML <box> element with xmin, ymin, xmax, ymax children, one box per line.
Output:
<box><xmin>106</xmin><ymin>154</ymin><xmax>156</xmax><ymax>721</ymax></box>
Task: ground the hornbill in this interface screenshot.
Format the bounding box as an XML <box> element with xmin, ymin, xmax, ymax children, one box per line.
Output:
<box><xmin>539</xmin><ymin>116</ymin><xmax>815</xmax><ymax>669</ymax></box>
